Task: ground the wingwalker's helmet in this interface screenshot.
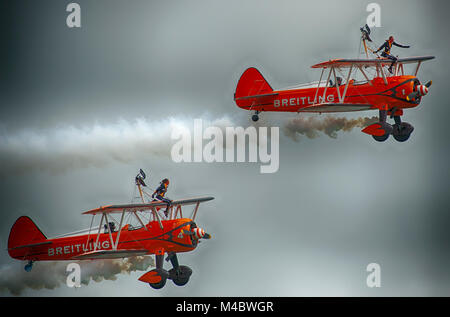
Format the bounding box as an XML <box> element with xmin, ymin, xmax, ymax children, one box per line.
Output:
<box><xmin>389</xmin><ymin>36</ymin><xmax>394</xmax><ymax>43</ymax></box>
<box><xmin>162</xmin><ymin>178</ymin><xmax>169</xmax><ymax>185</ymax></box>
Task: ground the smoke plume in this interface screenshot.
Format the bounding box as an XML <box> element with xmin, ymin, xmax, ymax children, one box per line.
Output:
<box><xmin>0</xmin><ymin>256</ymin><xmax>154</xmax><ymax>296</ymax></box>
<box><xmin>283</xmin><ymin>116</ymin><xmax>378</xmax><ymax>141</ymax></box>
<box><xmin>0</xmin><ymin>116</ymin><xmax>236</xmax><ymax>175</ymax></box>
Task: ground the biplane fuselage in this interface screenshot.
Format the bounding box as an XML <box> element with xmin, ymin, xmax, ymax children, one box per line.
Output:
<box><xmin>235</xmin><ymin>56</ymin><xmax>434</xmax><ymax>142</ymax></box>
<box><xmin>236</xmin><ymin>74</ymin><xmax>418</xmax><ymax>115</ymax></box>
<box><xmin>8</xmin><ymin>217</ymin><xmax>197</xmax><ymax>262</ymax></box>
<box><xmin>8</xmin><ymin>194</ymin><xmax>213</xmax><ymax>288</ymax></box>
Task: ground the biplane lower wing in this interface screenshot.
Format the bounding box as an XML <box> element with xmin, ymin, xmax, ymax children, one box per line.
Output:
<box><xmin>299</xmin><ymin>103</ymin><xmax>374</xmax><ymax>113</ymax></box>
<box><xmin>72</xmin><ymin>249</ymin><xmax>149</xmax><ymax>260</ymax></box>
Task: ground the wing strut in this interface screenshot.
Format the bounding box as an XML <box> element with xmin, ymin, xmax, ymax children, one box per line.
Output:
<box><xmin>150</xmin><ymin>208</ymin><xmax>163</xmax><ymax>230</ymax></box>
<box><xmin>358</xmin><ymin>66</ymin><xmax>373</xmax><ymax>86</ymax></box>
<box><xmin>191</xmin><ymin>202</ymin><xmax>200</xmax><ymax>221</ymax></box>
<box><xmin>313</xmin><ymin>68</ymin><xmax>325</xmax><ymax>104</ymax></box>
<box><xmin>113</xmin><ymin>210</ymin><xmax>126</xmax><ymax>250</ymax></box>
<box><xmin>332</xmin><ymin>67</ymin><xmax>342</xmax><ymax>102</ymax></box>
<box><xmin>94</xmin><ymin>213</ymin><xmax>104</xmax><ymax>252</ymax></box>
<box><xmin>104</xmin><ymin>212</ymin><xmax>115</xmax><ymax>250</ymax></box>
<box><xmin>321</xmin><ymin>67</ymin><xmax>333</xmax><ymax>102</ymax></box>
<box><xmin>341</xmin><ymin>65</ymin><xmax>353</xmax><ymax>103</ymax></box>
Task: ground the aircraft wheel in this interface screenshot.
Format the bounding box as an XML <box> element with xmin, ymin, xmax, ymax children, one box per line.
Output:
<box><xmin>251</xmin><ymin>114</ymin><xmax>259</xmax><ymax>122</ymax></box>
<box><xmin>393</xmin><ymin>123</ymin><xmax>413</xmax><ymax>142</ymax></box>
<box><xmin>372</xmin><ymin>134</ymin><xmax>390</xmax><ymax>142</ymax></box>
<box><xmin>393</xmin><ymin>133</ymin><xmax>411</xmax><ymax>142</ymax></box>
<box><xmin>170</xmin><ymin>265</ymin><xmax>192</xmax><ymax>286</ymax></box>
<box><xmin>24</xmin><ymin>262</ymin><xmax>33</xmax><ymax>272</ymax></box>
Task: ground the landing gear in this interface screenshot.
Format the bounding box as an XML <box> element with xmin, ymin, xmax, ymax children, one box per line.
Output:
<box><xmin>372</xmin><ymin>110</ymin><xmax>392</xmax><ymax>142</ymax></box>
<box><xmin>24</xmin><ymin>260</ymin><xmax>33</xmax><ymax>272</ymax></box>
<box><xmin>392</xmin><ymin>116</ymin><xmax>414</xmax><ymax>142</ymax></box>
<box><xmin>251</xmin><ymin>111</ymin><xmax>259</xmax><ymax>122</ymax></box>
<box><xmin>144</xmin><ymin>253</ymin><xmax>192</xmax><ymax>289</ymax></box>
<box><xmin>148</xmin><ymin>254</ymin><xmax>169</xmax><ymax>289</ymax></box>
<box><xmin>167</xmin><ymin>252</ymin><xmax>192</xmax><ymax>286</ymax></box>
<box><xmin>370</xmin><ymin>110</ymin><xmax>413</xmax><ymax>142</ymax></box>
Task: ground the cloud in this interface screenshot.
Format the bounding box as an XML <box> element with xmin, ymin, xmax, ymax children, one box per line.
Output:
<box><xmin>283</xmin><ymin>115</ymin><xmax>378</xmax><ymax>141</ymax></box>
<box><xmin>0</xmin><ymin>256</ymin><xmax>154</xmax><ymax>296</ymax></box>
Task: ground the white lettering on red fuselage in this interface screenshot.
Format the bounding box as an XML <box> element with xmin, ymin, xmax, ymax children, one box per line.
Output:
<box><xmin>274</xmin><ymin>95</ymin><xmax>335</xmax><ymax>108</ymax></box>
<box><xmin>48</xmin><ymin>240</ymin><xmax>111</xmax><ymax>257</ymax></box>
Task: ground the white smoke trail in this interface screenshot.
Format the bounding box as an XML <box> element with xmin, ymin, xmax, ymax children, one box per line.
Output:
<box><xmin>0</xmin><ymin>256</ymin><xmax>154</xmax><ymax>296</ymax></box>
<box><xmin>0</xmin><ymin>116</ymin><xmax>237</xmax><ymax>175</ymax></box>
<box><xmin>283</xmin><ymin>115</ymin><xmax>378</xmax><ymax>141</ymax></box>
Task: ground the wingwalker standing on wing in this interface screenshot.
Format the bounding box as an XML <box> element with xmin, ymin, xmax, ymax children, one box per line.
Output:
<box><xmin>9</xmin><ymin>169</ymin><xmax>214</xmax><ymax>289</ymax></box>
<box><xmin>136</xmin><ymin>170</ymin><xmax>172</xmax><ymax>218</ymax></box>
<box><xmin>152</xmin><ymin>178</ymin><xmax>172</xmax><ymax>218</ymax></box>
<box><xmin>375</xmin><ymin>36</ymin><xmax>410</xmax><ymax>74</ymax></box>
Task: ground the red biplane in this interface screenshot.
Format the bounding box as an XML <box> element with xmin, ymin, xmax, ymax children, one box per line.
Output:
<box><xmin>8</xmin><ymin>170</ymin><xmax>214</xmax><ymax>289</ymax></box>
<box><xmin>234</xmin><ymin>30</ymin><xmax>435</xmax><ymax>142</ymax></box>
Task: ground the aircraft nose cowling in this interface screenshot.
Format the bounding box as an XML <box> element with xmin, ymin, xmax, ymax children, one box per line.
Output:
<box><xmin>407</xmin><ymin>80</ymin><xmax>432</xmax><ymax>101</ymax></box>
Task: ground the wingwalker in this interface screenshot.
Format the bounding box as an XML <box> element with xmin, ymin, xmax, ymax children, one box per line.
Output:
<box><xmin>8</xmin><ymin>169</ymin><xmax>213</xmax><ymax>289</ymax></box>
<box><xmin>234</xmin><ymin>25</ymin><xmax>435</xmax><ymax>142</ymax></box>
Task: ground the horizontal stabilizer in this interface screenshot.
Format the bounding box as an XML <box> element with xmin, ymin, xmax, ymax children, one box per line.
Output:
<box><xmin>72</xmin><ymin>249</ymin><xmax>148</xmax><ymax>260</ymax></box>
<box><xmin>8</xmin><ymin>241</ymin><xmax>52</xmax><ymax>251</ymax></box>
<box><xmin>234</xmin><ymin>92</ymin><xmax>278</xmax><ymax>101</ymax></box>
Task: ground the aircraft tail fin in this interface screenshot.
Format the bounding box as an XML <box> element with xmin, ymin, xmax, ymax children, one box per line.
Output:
<box><xmin>234</xmin><ymin>67</ymin><xmax>275</xmax><ymax>109</ymax></box>
<box><xmin>8</xmin><ymin>216</ymin><xmax>48</xmax><ymax>259</ymax></box>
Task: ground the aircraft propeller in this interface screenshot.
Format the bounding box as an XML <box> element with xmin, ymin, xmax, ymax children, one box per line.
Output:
<box><xmin>407</xmin><ymin>80</ymin><xmax>432</xmax><ymax>101</ymax></box>
<box><xmin>183</xmin><ymin>227</ymin><xmax>211</xmax><ymax>240</ymax></box>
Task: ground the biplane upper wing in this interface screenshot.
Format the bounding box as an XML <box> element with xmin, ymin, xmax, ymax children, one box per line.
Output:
<box><xmin>311</xmin><ymin>56</ymin><xmax>435</xmax><ymax>69</ymax></box>
<box><xmin>82</xmin><ymin>196</ymin><xmax>214</xmax><ymax>215</ymax></box>
<box><xmin>72</xmin><ymin>249</ymin><xmax>149</xmax><ymax>260</ymax></box>
<box><xmin>299</xmin><ymin>103</ymin><xmax>374</xmax><ymax>113</ymax></box>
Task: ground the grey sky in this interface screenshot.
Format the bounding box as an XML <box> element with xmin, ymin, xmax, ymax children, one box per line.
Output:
<box><xmin>1</xmin><ymin>0</ymin><xmax>449</xmax><ymax>296</ymax></box>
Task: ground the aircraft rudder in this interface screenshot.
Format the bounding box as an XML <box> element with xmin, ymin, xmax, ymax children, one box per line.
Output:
<box><xmin>8</xmin><ymin>216</ymin><xmax>47</xmax><ymax>257</ymax></box>
<box><xmin>234</xmin><ymin>67</ymin><xmax>273</xmax><ymax>105</ymax></box>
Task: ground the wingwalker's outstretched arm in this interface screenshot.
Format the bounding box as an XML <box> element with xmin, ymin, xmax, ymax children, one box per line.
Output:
<box><xmin>392</xmin><ymin>41</ymin><xmax>410</xmax><ymax>49</ymax></box>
